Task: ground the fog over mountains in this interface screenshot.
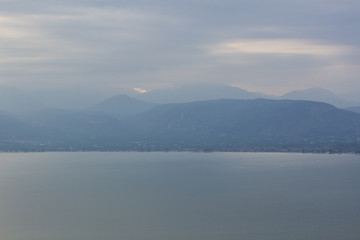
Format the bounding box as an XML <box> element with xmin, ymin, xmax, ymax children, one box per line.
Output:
<box><xmin>0</xmin><ymin>84</ymin><xmax>360</xmax><ymax>152</ymax></box>
<box><xmin>88</xmin><ymin>95</ymin><xmax>156</xmax><ymax>118</ymax></box>
<box><xmin>278</xmin><ymin>88</ymin><xmax>358</xmax><ymax>108</ymax></box>
<box><xmin>0</xmin><ymin>83</ymin><xmax>359</xmax><ymax>112</ymax></box>
<box><xmin>128</xmin><ymin>99</ymin><xmax>360</xmax><ymax>143</ymax></box>
<box><xmin>133</xmin><ymin>84</ymin><xmax>266</xmax><ymax>104</ymax></box>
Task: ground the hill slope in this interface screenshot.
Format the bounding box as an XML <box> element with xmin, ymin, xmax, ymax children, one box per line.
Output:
<box><xmin>1</xmin><ymin>98</ymin><xmax>360</xmax><ymax>152</ymax></box>
<box><xmin>346</xmin><ymin>106</ymin><xmax>360</xmax><ymax>114</ymax></box>
<box><xmin>280</xmin><ymin>88</ymin><xmax>356</xmax><ymax>107</ymax></box>
<box><xmin>22</xmin><ymin>109</ymin><xmax>134</xmax><ymax>145</ymax></box>
<box><xmin>127</xmin><ymin>99</ymin><xmax>360</xmax><ymax>151</ymax></box>
<box><xmin>88</xmin><ymin>95</ymin><xmax>156</xmax><ymax>118</ymax></box>
<box><xmin>135</xmin><ymin>83</ymin><xmax>264</xmax><ymax>103</ymax></box>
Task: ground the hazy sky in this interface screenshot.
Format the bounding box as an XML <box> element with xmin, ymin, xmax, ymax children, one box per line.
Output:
<box><xmin>1</xmin><ymin>0</ymin><xmax>359</xmax><ymax>96</ymax></box>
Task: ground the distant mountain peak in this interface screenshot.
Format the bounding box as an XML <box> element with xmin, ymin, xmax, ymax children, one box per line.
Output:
<box><xmin>133</xmin><ymin>83</ymin><xmax>265</xmax><ymax>103</ymax></box>
<box><xmin>280</xmin><ymin>87</ymin><xmax>353</xmax><ymax>107</ymax></box>
<box><xmin>88</xmin><ymin>94</ymin><xmax>156</xmax><ymax>118</ymax></box>
<box><xmin>282</xmin><ymin>88</ymin><xmax>341</xmax><ymax>98</ymax></box>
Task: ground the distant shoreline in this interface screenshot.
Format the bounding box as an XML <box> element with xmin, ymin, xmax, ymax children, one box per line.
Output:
<box><xmin>0</xmin><ymin>148</ymin><xmax>359</xmax><ymax>154</ymax></box>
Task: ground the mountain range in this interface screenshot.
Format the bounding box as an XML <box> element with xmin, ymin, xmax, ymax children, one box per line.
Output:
<box><xmin>126</xmin><ymin>99</ymin><xmax>360</xmax><ymax>150</ymax></box>
<box><xmin>132</xmin><ymin>83</ymin><xmax>265</xmax><ymax>103</ymax></box>
<box><xmin>0</xmin><ymin>95</ymin><xmax>359</xmax><ymax>152</ymax></box>
<box><xmin>87</xmin><ymin>94</ymin><xmax>156</xmax><ymax>118</ymax></box>
<box><xmin>0</xmin><ymin>84</ymin><xmax>359</xmax><ymax>113</ymax></box>
<box><xmin>278</xmin><ymin>88</ymin><xmax>358</xmax><ymax>108</ymax></box>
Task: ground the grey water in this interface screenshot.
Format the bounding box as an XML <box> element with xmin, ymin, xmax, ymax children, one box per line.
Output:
<box><xmin>0</xmin><ymin>152</ymin><xmax>360</xmax><ymax>240</ymax></box>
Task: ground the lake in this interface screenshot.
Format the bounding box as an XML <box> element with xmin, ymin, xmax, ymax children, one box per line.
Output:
<box><xmin>0</xmin><ymin>152</ymin><xmax>360</xmax><ymax>240</ymax></box>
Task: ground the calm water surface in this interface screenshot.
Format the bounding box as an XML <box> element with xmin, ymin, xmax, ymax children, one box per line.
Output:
<box><xmin>0</xmin><ymin>152</ymin><xmax>360</xmax><ymax>240</ymax></box>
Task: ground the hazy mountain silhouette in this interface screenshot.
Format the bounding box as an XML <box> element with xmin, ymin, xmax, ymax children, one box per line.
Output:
<box><xmin>88</xmin><ymin>95</ymin><xmax>156</xmax><ymax>118</ymax></box>
<box><xmin>280</xmin><ymin>88</ymin><xmax>357</xmax><ymax>108</ymax></box>
<box><xmin>0</xmin><ymin>86</ymin><xmax>116</xmax><ymax>113</ymax></box>
<box><xmin>128</xmin><ymin>98</ymin><xmax>360</xmax><ymax>141</ymax></box>
<box><xmin>30</xmin><ymin>88</ymin><xmax>111</xmax><ymax>109</ymax></box>
<box><xmin>134</xmin><ymin>83</ymin><xmax>264</xmax><ymax>103</ymax></box>
<box><xmin>0</xmin><ymin>87</ymin><xmax>49</xmax><ymax>113</ymax></box>
<box><xmin>0</xmin><ymin>113</ymin><xmax>32</xmax><ymax>140</ymax></box>
<box><xmin>1</xmin><ymin>96</ymin><xmax>360</xmax><ymax>152</ymax></box>
<box><xmin>20</xmin><ymin>109</ymin><xmax>133</xmax><ymax>146</ymax></box>
<box><xmin>346</xmin><ymin>106</ymin><xmax>360</xmax><ymax>114</ymax></box>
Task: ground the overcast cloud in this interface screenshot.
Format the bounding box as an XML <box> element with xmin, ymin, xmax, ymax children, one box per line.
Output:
<box><xmin>0</xmin><ymin>0</ymin><xmax>359</xmax><ymax>96</ymax></box>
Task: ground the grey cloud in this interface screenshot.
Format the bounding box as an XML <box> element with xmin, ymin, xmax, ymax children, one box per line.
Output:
<box><xmin>0</xmin><ymin>0</ymin><xmax>359</xmax><ymax>95</ymax></box>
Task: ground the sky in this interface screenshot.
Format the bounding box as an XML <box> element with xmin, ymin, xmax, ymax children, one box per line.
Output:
<box><xmin>0</xmin><ymin>0</ymin><xmax>359</xmax><ymax>97</ymax></box>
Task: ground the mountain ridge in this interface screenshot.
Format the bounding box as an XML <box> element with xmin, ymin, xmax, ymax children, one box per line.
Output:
<box><xmin>87</xmin><ymin>94</ymin><xmax>156</xmax><ymax>118</ymax></box>
<box><xmin>133</xmin><ymin>83</ymin><xmax>264</xmax><ymax>103</ymax></box>
<box><xmin>279</xmin><ymin>87</ymin><xmax>358</xmax><ymax>108</ymax></box>
<box><xmin>0</xmin><ymin>98</ymin><xmax>359</xmax><ymax>152</ymax></box>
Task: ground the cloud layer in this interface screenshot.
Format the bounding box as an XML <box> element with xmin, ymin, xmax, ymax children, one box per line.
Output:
<box><xmin>0</xmin><ymin>0</ymin><xmax>359</xmax><ymax>95</ymax></box>
<box><xmin>208</xmin><ymin>39</ymin><xmax>352</xmax><ymax>56</ymax></box>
